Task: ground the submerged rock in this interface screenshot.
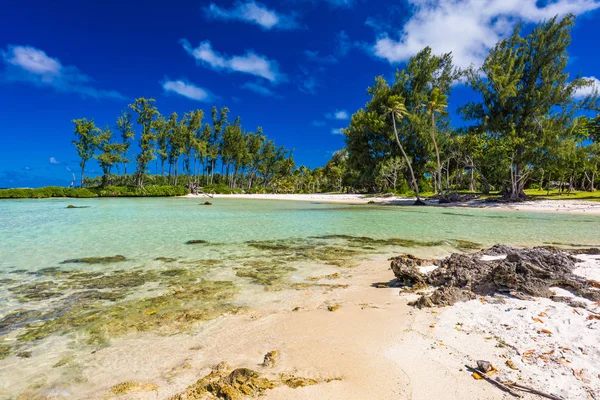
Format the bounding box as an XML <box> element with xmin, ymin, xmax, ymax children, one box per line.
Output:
<box><xmin>66</xmin><ymin>205</ymin><xmax>89</xmax><ymax>209</ymax></box>
<box><xmin>393</xmin><ymin>246</ymin><xmax>600</xmax><ymax>307</ymax></box>
<box><xmin>110</xmin><ymin>381</ymin><xmax>158</xmax><ymax>395</ymax></box>
<box><xmin>186</xmin><ymin>240</ymin><xmax>208</xmax><ymax>245</ymax></box>
<box><xmin>60</xmin><ymin>255</ymin><xmax>127</xmax><ymax>264</ymax></box>
<box><xmin>201</xmin><ymin>201</ymin><xmax>212</xmax><ymax>205</ymax></box>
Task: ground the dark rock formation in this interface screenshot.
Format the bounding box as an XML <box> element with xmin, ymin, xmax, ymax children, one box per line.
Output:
<box><xmin>186</xmin><ymin>240</ymin><xmax>208</xmax><ymax>245</ymax></box>
<box><xmin>391</xmin><ymin>245</ymin><xmax>600</xmax><ymax>307</ymax></box>
<box><xmin>60</xmin><ymin>255</ymin><xmax>126</xmax><ymax>264</ymax></box>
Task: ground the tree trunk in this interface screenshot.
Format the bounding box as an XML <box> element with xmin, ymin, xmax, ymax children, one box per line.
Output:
<box><xmin>391</xmin><ymin>114</ymin><xmax>424</xmax><ymax>205</ymax></box>
<box><xmin>469</xmin><ymin>165</ymin><xmax>475</xmax><ymax>192</ymax></box>
<box><xmin>80</xmin><ymin>165</ymin><xmax>85</xmax><ymax>188</ymax></box>
<box><xmin>431</xmin><ymin>113</ymin><xmax>443</xmax><ymax>195</ymax></box>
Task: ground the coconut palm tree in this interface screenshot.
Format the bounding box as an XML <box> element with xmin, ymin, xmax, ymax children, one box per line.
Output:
<box><xmin>383</xmin><ymin>95</ymin><xmax>425</xmax><ymax>205</ymax></box>
<box><xmin>424</xmin><ymin>87</ymin><xmax>448</xmax><ymax>196</ymax></box>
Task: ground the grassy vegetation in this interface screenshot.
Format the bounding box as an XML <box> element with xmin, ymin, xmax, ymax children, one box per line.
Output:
<box><xmin>524</xmin><ymin>189</ymin><xmax>600</xmax><ymax>202</ymax></box>
<box><xmin>0</xmin><ymin>185</ymin><xmax>189</xmax><ymax>199</ymax></box>
<box><xmin>0</xmin><ymin>186</ymin><xmax>97</xmax><ymax>199</ymax></box>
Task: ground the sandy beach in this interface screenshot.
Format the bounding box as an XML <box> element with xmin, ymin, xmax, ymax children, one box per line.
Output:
<box><xmin>186</xmin><ymin>193</ymin><xmax>600</xmax><ymax>215</ymax></box>
<box><xmin>19</xmin><ymin>252</ymin><xmax>593</xmax><ymax>400</ymax></box>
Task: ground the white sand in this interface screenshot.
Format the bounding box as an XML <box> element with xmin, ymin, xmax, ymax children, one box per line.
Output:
<box><xmin>481</xmin><ymin>255</ymin><xmax>508</xmax><ymax>261</ymax></box>
<box><xmin>185</xmin><ymin>193</ymin><xmax>600</xmax><ymax>215</ymax></box>
<box><xmin>424</xmin><ymin>254</ymin><xmax>600</xmax><ymax>400</ymax></box>
<box><xmin>574</xmin><ymin>255</ymin><xmax>600</xmax><ymax>282</ymax></box>
<box><xmin>417</xmin><ymin>265</ymin><xmax>439</xmax><ymax>274</ymax></box>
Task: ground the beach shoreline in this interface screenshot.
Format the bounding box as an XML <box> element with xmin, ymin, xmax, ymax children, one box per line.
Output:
<box><xmin>185</xmin><ymin>192</ymin><xmax>600</xmax><ymax>215</ymax></box>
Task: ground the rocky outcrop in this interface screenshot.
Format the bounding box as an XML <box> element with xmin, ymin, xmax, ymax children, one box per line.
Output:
<box><xmin>391</xmin><ymin>246</ymin><xmax>600</xmax><ymax>307</ymax></box>
<box><xmin>389</xmin><ymin>254</ymin><xmax>435</xmax><ymax>288</ymax></box>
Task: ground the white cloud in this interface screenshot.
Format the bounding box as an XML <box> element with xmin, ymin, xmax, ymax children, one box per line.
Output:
<box><xmin>312</xmin><ymin>120</ymin><xmax>327</xmax><ymax>127</ymax></box>
<box><xmin>49</xmin><ymin>157</ymin><xmax>60</xmax><ymax>164</ymax></box>
<box><xmin>298</xmin><ymin>67</ymin><xmax>319</xmax><ymax>94</ymax></box>
<box><xmin>574</xmin><ymin>76</ymin><xmax>600</xmax><ymax>98</ymax></box>
<box><xmin>304</xmin><ymin>50</ymin><xmax>338</xmax><ymax>64</ymax></box>
<box><xmin>1</xmin><ymin>45</ymin><xmax>123</xmax><ymax>99</ymax></box>
<box><xmin>162</xmin><ymin>79</ymin><xmax>212</xmax><ymax>101</ymax></box>
<box><xmin>331</xmin><ymin>128</ymin><xmax>345</xmax><ymax>135</ymax></box>
<box><xmin>65</xmin><ymin>166</ymin><xmax>72</xmax><ymax>172</ymax></box>
<box><xmin>326</xmin><ymin>109</ymin><xmax>349</xmax><ymax>120</ymax></box>
<box><xmin>181</xmin><ymin>39</ymin><xmax>284</xmax><ymax>82</ymax></box>
<box><xmin>373</xmin><ymin>0</ymin><xmax>600</xmax><ymax>68</ymax></box>
<box><xmin>204</xmin><ymin>1</ymin><xmax>300</xmax><ymax>30</ymax></box>
<box><xmin>241</xmin><ymin>81</ymin><xmax>281</xmax><ymax>97</ymax></box>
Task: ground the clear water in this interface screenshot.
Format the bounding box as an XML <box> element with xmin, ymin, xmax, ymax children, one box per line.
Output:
<box><xmin>2</xmin><ymin>197</ymin><xmax>599</xmax><ymax>271</ymax></box>
<box><xmin>0</xmin><ymin>197</ymin><xmax>599</xmax><ymax>398</ymax></box>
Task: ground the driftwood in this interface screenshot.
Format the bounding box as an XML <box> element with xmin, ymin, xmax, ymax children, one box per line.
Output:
<box><xmin>465</xmin><ymin>365</ymin><xmax>521</xmax><ymax>398</ymax></box>
<box><xmin>502</xmin><ymin>382</ymin><xmax>565</xmax><ymax>400</ymax></box>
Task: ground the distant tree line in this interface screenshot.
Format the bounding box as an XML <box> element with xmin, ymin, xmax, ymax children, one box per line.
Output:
<box><xmin>72</xmin><ymin>99</ymin><xmax>347</xmax><ymax>194</ymax></box>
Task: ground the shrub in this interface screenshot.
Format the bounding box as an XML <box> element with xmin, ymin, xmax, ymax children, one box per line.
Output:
<box><xmin>0</xmin><ymin>187</ymin><xmax>97</xmax><ymax>199</ymax></box>
<box><xmin>92</xmin><ymin>185</ymin><xmax>189</xmax><ymax>197</ymax></box>
<box><xmin>202</xmin><ymin>184</ymin><xmax>242</xmax><ymax>194</ymax></box>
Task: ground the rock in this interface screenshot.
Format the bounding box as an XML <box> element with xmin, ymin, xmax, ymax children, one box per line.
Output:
<box><xmin>169</xmin><ymin>360</ymin><xmax>318</xmax><ymax>400</ymax></box>
<box><xmin>66</xmin><ymin>205</ymin><xmax>89</xmax><ymax>209</ymax></box>
<box><xmin>400</xmin><ymin>246</ymin><xmax>600</xmax><ymax>307</ymax></box>
<box><xmin>262</xmin><ymin>350</ymin><xmax>280</xmax><ymax>367</ymax></box>
<box><xmin>571</xmin><ymin>247</ymin><xmax>600</xmax><ymax>255</ymax></box>
<box><xmin>390</xmin><ymin>254</ymin><xmax>434</xmax><ymax>287</ymax></box>
<box><xmin>110</xmin><ymin>381</ymin><xmax>158</xmax><ymax>395</ymax></box>
<box><xmin>476</xmin><ymin>360</ymin><xmax>492</xmax><ymax>373</ymax></box>
<box><xmin>60</xmin><ymin>255</ymin><xmax>126</xmax><ymax>264</ymax></box>
<box><xmin>327</xmin><ymin>305</ymin><xmax>340</xmax><ymax>312</ymax></box>
<box><xmin>201</xmin><ymin>201</ymin><xmax>212</xmax><ymax>206</ymax></box>
<box><xmin>186</xmin><ymin>240</ymin><xmax>208</xmax><ymax>245</ymax></box>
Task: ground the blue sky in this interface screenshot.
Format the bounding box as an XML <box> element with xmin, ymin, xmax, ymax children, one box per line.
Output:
<box><xmin>1</xmin><ymin>0</ymin><xmax>599</xmax><ymax>187</ymax></box>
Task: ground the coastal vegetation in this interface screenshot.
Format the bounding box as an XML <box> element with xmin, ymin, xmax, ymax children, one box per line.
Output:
<box><xmin>343</xmin><ymin>15</ymin><xmax>599</xmax><ymax>202</ymax></box>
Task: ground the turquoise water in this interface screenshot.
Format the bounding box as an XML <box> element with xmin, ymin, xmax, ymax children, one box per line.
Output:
<box><xmin>1</xmin><ymin>197</ymin><xmax>599</xmax><ymax>398</ymax></box>
<box><xmin>2</xmin><ymin>197</ymin><xmax>599</xmax><ymax>271</ymax></box>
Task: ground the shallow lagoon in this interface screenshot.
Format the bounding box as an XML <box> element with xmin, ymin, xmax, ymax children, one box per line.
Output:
<box><xmin>1</xmin><ymin>197</ymin><xmax>599</xmax><ymax>398</ymax></box>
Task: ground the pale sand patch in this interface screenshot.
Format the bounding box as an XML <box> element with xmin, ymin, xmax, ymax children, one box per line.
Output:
<box><xmin>480</xmin><ymin>255</ymin><xmax>507</xmax><ymax>261</ymax></box>
<box><xmin>574</xmin><ymin>254</ymin><xmax>600</xmax><ymax>282</ymax></box>
<box><xmin>184</xmin><ymin>193</ymin><xmax>600</xmax><ymax>215</ymax></box>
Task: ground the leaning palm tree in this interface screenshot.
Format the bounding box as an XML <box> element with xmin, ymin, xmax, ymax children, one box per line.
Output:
<box><xmin>383</xmin><ymin>95</ymin><xmax>425</xmax><ymax>205</ymax></box>
<box><xmin>423</xmin><ymin>87</ymin><xmax>448</xmax><ymax>197</ymax></box>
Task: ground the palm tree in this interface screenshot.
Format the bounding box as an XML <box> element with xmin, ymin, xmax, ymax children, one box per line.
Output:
<box><xmin>424</xmin><ymin>87</ymin><xmax>448</xmax><ymax>197</ymax></box>
<box><xmin>383</xmin><ymin>95</ymin><xmax>425</xmax><ymax>205</ymax></box>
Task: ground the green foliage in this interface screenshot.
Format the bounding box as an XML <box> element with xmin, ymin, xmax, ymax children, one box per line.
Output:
<box><xmin>202</xmin><ymin>183</ymin><xmax>241</xmax><ymax>194</ymax></box>
<box><xmin>0</xmin><ymin>187</ymin><xmax>97</xmax><ymax>199</ymax></box>
<box><xmin>93</xmin><ymin>185</ymin><xmax>189</xmax><ymax>197</ymax></box>
<box><xmin>72</xmin><ymin>118</ymin><xmax>100</xmax><ymax>186</ymax></box>
<box><xmin>463</xmin><ymin>15</ymin><xmax>597</xmax><ymax>199</ymax></box>
<box><xmin>129</xmin><ymin>97</ymin><xmax>159</xmax><ymax>188</ymax></box>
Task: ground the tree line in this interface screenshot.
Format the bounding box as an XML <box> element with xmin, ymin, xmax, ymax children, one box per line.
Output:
<box><xmin>72</xmin><ymin>15</ymin><xmax>599</xmax><ymax>201</ymax></box>
<box><xmin>72</xmin><ymin>99</ymin><xmax>347</xmax><ymax>194</ymax></box>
